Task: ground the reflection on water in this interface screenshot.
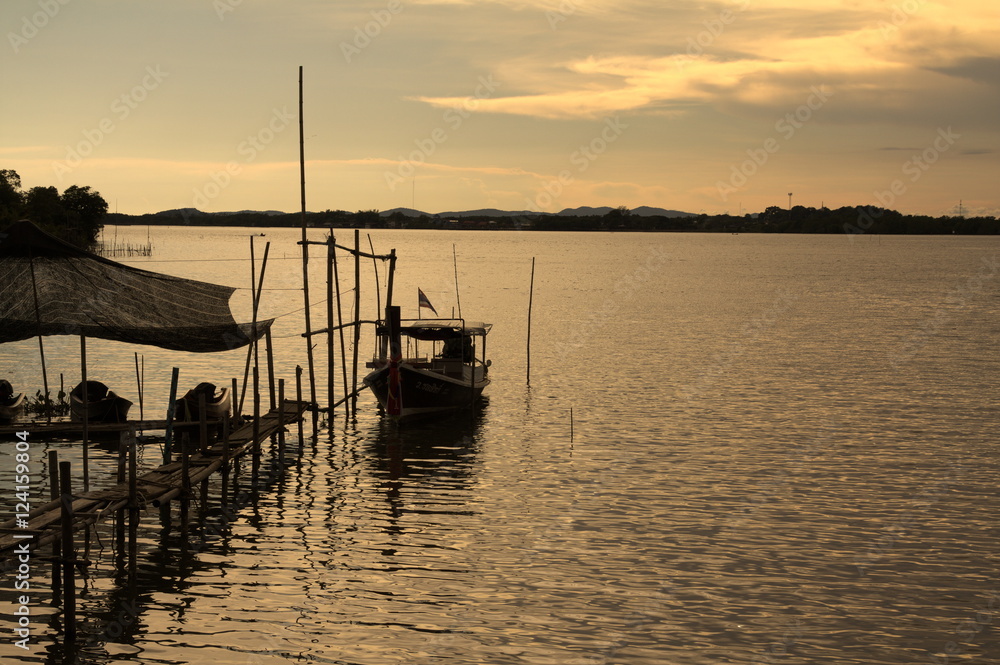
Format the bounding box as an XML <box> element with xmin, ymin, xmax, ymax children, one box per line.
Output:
<box><xmin>1</xmin><ymin>228</ymin><xmax>999</xmax><ymax>664</ymax></box>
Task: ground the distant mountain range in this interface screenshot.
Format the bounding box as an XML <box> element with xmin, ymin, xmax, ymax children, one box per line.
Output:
<box><xmin>153</xmin><ymin>208</ymin><xmax>287</xmax><ymax>217</ymax></box>
<box><xmin>380</xmin><ymin>205</ymin><xmax>693</xmax><ymax>218</ymax></box>
<box><xmin>143</xmin><ymin>206</ymin><xmax>693</xmax><ymax>218</ymax></box>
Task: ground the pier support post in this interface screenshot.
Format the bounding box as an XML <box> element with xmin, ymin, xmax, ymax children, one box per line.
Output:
<box><xmin>266</xmin><ymin>329</ymin><xmax>277</xmax><ymax>411</ymax></box>
<box><xmin>48</xmin><ymin>451</ymin><xmax>61</xmax><ymax>605</ymax></box>
<box><xmin>296</xmin><ymin>365</ymin><xmax>304</xmax><ymax>454</ymax></box>
<box><xmin>252</xmin><ymin>365</ymin><xmax>261</xmax><ymax>488</ymax></box>
<box><xmin>59</xmin><ymin>461</ymin><xmax>76</xmax><ymax>642</ymax></box>
<box><xmin>221</xmin><ymin>414</ymin><xmax>231</xmax><ymax>508</ymax></box>
<box><xmin>116</xmin><ymin>430</ymin><xmax>127</xmax><ymax>558</ymax></box>
<box><xmin>180</xmin><ymin>433</ymin><xmax>191</xmax><ymax>535</ymax></box>
<box><xmin>127</xmin><ymin>425</ymin><xmax>138</xmax><ymax>587</ymax></box>
<box><xmin>277</xmin><ymin>379</ymin><xmax>286</xmax><ymax>471</ymax></box>
<box><xmin>164</xmin><ymin>367</ymin><xmax>180</xmax><ymax>465</ymax></box>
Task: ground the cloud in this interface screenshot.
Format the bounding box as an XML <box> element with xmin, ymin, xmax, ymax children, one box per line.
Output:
<box><xmin>411</xmin><ymin>1</ymin><xmax>1000</xmax><ymax>124</ymax></box>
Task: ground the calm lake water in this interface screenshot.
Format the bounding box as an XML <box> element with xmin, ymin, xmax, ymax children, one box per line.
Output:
<box><xmin>1</xmin><ymin>227</ymin><xmax>998</xmax><ymax>664</ymax></box>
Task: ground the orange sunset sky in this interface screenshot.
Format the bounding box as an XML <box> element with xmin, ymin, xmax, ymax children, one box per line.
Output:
<box><xmin>2</xmin><ymin>0</ymin><xmax>998</xmax><ymax>216</ymax></box>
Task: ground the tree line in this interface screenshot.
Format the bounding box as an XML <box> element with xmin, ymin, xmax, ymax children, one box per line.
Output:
<box><xmin>107</xmin><ymin>204</ymin><xmax>999</xmax><ymax>235</ymax></box>
<box><xmin>0</xmin><ymin>169</ymin><xmax>109</xmax><ymax>247</ymax></box>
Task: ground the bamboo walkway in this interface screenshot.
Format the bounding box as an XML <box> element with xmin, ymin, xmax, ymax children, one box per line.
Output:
<box><xmin>0</xmin><ymin>400</ymin><xmax>309</xmax><ymax>557</ymax></box>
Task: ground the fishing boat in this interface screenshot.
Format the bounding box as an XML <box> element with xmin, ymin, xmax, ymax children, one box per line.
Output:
<box><xmin>175</xmin><ymin>382</ymin><xmax>231</xmax><ymax>422</ymax></box>
<box><xmin>364</xmin><ymin>307</ymin><xmax>491</xmax><ymax>420</ymax></box>
<box><xmin>70</xmin><ymin>380</ymin><xmax>133</xmax><ymax>423</ymax></box>
<box><xmin>0</xmin><ymin>380</ymin><xmax>25</xmax><ymax>422</ymax></box>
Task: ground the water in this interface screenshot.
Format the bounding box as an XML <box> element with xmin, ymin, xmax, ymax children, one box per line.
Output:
<box><xmin>1</xmin><ymin>227</ymin><xmax>998</xmax><ymax>664</ymax></box>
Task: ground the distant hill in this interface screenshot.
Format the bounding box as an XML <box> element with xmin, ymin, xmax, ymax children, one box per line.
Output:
<box><xmin>557</xmin><ymin>205</ymin><xmax>691</xmax><ymax>217</ymax></box>
<box><xmin>434</xmin><ymin>209</ymin><xmax>539</xmax><ymax>218</ymax></box>
<box><xmin>154</xmin><ymin>208</ymin><xmax>286</xmax><ymax>217</ymax></box>
<box><xmin>380</xmin><ymin>206</ymin><xmax>695</xmax><ymax>218</ymax></box>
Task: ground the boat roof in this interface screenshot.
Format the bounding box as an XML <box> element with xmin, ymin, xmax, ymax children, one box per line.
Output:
<box><xmin>399</xmin><ymin>319</ymin><xmax>492</xmax><ymax>338</ymax></box>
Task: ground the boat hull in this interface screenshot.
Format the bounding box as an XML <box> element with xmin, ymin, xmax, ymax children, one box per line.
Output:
<box><xmin>0</xmin><ymin>393</ymin><xmax>25</xmax><ymax>422</ymax></box>
<box><xmin>176</xmin><ymin>386</ymin><xmax>231</xmax><ymax>421</ymax></box>
<box><xmin>364</xmin><ymin>363</ymin><xmax>489</xmax><ymax>419</ymax></box>
<box><xmin>70</xmin><ymin>393</ymin><xmax>133</xmax><ymax>423</ymax></box>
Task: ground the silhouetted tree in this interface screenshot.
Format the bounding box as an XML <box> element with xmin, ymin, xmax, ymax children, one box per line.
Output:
<box><xmin>0</xmin><ymin>170</ymin><xmax>108</xmax><ymax>246</ymax></box>
<box><xmin>0</xmin><ymin>169</ymin><xmax>24</xmax><ymax>225</ymax></box>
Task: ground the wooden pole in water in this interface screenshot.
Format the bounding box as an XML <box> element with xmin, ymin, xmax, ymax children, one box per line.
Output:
<box><xmin>116</xmin><ymin>431</ymin><xmax>126</xmax><ymax>556</ymax></box>
<box><xmin>265</xmin><ymin>328</ymin><xmax>276</xmax><ymax>411</ymax></box>
<box><xmin>331</xmin><ymin>238</ymin><xmax>350</xmax><ymax>418</ymax></box>
<box><xmin>164</xmin><ymin>367</ymin><xmax>180</xmax><ymax>465</ymax></box>
<box><xmin>180</xmin><ymin>433</ymin><xmax>191</xmax><ymax>531</ymax></box>
<box><xmin>453</xmin><ymin>244</ymin><xmax>462</xmax><ymax>319</ymax></box>
<box><xmin>127</xmin><ymin>424</ymin><xmax>138</xmax><ymax>586</ymax></box>
<box><xmin>326</xmin><ymin>236</ymin><xmax>335</xmax><ymax>417</ymax></box>
<box><xmin>383</xmin><ymin>249</ymin><xmax>396</xmax><ymax>361</ymax></box>
<box><xmin>368</xmin><ymin>234</ymin><xmax>382</xmax><ymax>327</ymax></box>
<box><xmin>386</xmin><ymin>306</ymin><xmax>402</xmax><ymax>417</ymax></box>
<box><xmin>80</xmin><ymin>335</ymin><xmax>89</xmax><ymax>492</ymax></box>
<box><xmin>28</xmin><ymin>252</ymin><xmax>51</xmax><ymax>424</ymax></box>
<box><xmin>352</xmin><ymin>229</ymin><xmax>361</xmax><ymax>416</ymax></box>
<box><xmin>296</xmin><ymin>365</ymin><xmax>304</xmax><ymax>448</ymax></box>
<box><xmin>59</xmin><ymin>460</ymin><xmax>76</xmax><ymax>642</ymax></box>
<box><xmin>277</xmin><ymin>378</ymin><xmax>286</xmax><ymax>468</ymax></box>
<box><xmin>527</xmin><ymin>257</ymin><xmax>535</xmax><ymax>387</ymax></box>
<box><xmin>221</xmin><ymin>410</ymin><xmax>231</xmax><ymax>507</ymax></box>
<box><xmin>252</xmin><ymin>365</ymin><xmax>261</xmax><ymax>487</ymax></box>
<box><xmin>134</xmin><ymin>352</ymin><xmax>144</xmax><ymax>422</ymax></box>
<box><xmin>198</xmin><ymin>392</ymin><xmax>209</xmax><ymax>455</ymax></box>
<box><xmin>298</xmin><ymin>64</ymin><xmax>319</xmax><ymax>438</ymax></box>
<box><xmin>231</xmin><ymin>376</ymin><xmax>239</xmax><ymax>421</ymax></box>
<box><xmin>48</xmin><ymin>450</ymin><xmax>61</xmax><ymax>605</ymax></box>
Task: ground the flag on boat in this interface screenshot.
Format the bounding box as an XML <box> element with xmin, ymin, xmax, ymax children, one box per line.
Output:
<box><xmin>418</xmin><ymin>288</ymin><xmax>438</xmax><ymax>315</ymax></box>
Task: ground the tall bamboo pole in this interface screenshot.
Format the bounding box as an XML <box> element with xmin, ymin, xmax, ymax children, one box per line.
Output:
<box><xmin>239</xmin><ymin>239</ymin><xmax>270</xmax><ymax>415</ymax></box>
<box><xmin>331</xmin><ymin>238</ymin><xmax>350</xmax><ymax>418</ymax></box>
<box><xmin>367</xmin><ymin>234</ymin><xmax>382</xmax><ymax>363</ymax></box>
<box><xmin>80</xmin><ymin>335</ymin><xmax>89</xmax><ymax>491</ymax></box>
<box><xmin>527</xmin><ymin>257</ymin><xmax>535</xmax><ymax>387</ymax></box>
<box><xmin>59</xmin><ymin>461</ymin><xmax>76</xmax><ymax>642</ymax></box>
<box><xmin>383</xmin><ymin>250</ymin><xmax>396</xmax><ymax>360</ymax></box>
<box><xmin>48</xmin><ymin>451</ymin><xmax>61</xmax><ymax>605</ymax></box>
<box><xmin>299</xmin><ymin>64</ymin><xmax>319</xmax><ymax>437</ymax></box>
<box><xmin>326</xmin><ymin>236</ymin><xmax>335</xmax><ymax>416</ymax></box>
<box><xmin>351</xmin><ymin>230</ymin><xmax>361</xmax><ymax>416</ymax></box>
<box><xmin>27</xmin><ymin>252</ymin><xmax>51</xmax><ymax>424</ymax></box>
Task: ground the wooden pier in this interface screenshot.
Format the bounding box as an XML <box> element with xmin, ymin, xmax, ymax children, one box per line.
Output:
<box><xmin>0</xmin><ymin>399</ymin><xmax>308</xmax><ymax>556</ymax></box>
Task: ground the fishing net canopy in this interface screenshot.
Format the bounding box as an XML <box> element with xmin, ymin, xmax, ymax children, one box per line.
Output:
<box><xmin>0</xmin><ymin>221</ymin><xmax>272</xmax><ymax>352</ymax></box>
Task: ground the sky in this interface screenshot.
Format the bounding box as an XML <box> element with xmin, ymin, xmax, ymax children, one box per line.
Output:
<box><xmin>2</xmin><ymin>0</ymin><xmax>998</xmax><ymax>217</ymax></box>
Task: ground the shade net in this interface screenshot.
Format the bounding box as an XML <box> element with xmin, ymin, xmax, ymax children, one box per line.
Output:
<box><xmin>0</xmin><ymin>221</ymin><xmax>272</xmax><ymax>352</ymax></box>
